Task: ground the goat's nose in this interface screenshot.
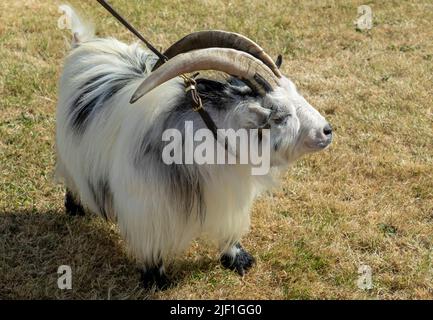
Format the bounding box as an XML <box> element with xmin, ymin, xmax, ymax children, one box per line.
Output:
<box><xmin>323</xmin><ymin>124</ymin><xmax>333</xmax><ymax>137</ymax></box>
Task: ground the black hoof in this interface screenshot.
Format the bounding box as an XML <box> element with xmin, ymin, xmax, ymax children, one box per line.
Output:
<box><xmin>221</xmin><ymin>244</ymin><xmax>256</xmax><ymax>276</ymax></box>
<box><xmin>140</xmin><ymin>266</ymin><xmax>170</xmax><ymax>291</ymax></box>
<box><xmin>65</xmin><ymin>190</ymin><xmax>85</xmax><ymax>216</ymax></box>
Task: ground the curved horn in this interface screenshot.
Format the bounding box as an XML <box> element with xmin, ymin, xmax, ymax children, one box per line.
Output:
<box><xmin>152</xmin><ymin>30</ymin><xmax>282</xmax><ymax>78</ymax></box>
<box><xmin>131</xmin><ymin>48</ymin><xmax>280</xmax><ymax>103</ymax></box>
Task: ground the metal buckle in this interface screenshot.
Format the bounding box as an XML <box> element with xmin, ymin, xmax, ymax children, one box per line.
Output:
<box><xmin>185</xmin><ymin>84</ymin><xmax>196</xmax><ymax>93</ymax></box>
<box><xmin>192</xmin><ymin>101</ymin><xmax>203</xmax><ymax>112</ymax></box>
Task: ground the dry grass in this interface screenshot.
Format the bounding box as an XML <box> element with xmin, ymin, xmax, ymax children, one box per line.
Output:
<box><xmin>1</xmin><ymin>0</ymin><xmax>432</xmax><ymax>299</ymax></box>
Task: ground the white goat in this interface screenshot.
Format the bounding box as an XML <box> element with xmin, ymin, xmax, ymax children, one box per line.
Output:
<box><xmin>56</xmin><ymin>6</ymin><xmax>332</xmax><ymax>288</ymax></box>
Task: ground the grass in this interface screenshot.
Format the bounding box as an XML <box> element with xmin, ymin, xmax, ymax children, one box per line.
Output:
<box><xmin>0</xmin><ymin>0</ymin><xmax>432</xmax><ymax>299</ymax></box>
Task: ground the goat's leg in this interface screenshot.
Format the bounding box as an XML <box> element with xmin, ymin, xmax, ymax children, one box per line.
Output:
<box><xmin>220</xmin><ymin>242</ymin><xmax>256</xmax><ymax>276</ymax></box>
<box><xmin>140</xmin><ymin>262</ymin><xmax>170</xmax><ymax>290</ymax></box>
<box><xmin>65</xmin><ymin>189</ymin><xmax>85</xmax><ymax>216</ymax></box>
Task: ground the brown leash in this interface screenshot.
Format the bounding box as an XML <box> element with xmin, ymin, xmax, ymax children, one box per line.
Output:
<box><xmin>182</xmin><ymin>75</ymin><xmax>219</xmax><ymax>141</ymax></box>
<box><xmin>96</xmin><ymin>0</ymin><xmax>167</xmax><ymax>62</ymax></box>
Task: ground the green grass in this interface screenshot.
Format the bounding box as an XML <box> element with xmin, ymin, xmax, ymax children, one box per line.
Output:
<box><xmin>1</xmin><ymin>0</ymin><xmax>432</xmax><ymax>299</ymax></box>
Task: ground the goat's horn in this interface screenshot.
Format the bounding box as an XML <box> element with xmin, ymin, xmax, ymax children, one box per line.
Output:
<box><xmin>131</xmin><ymin>48</ymin><xmax>280</xmax><ymax>103</ymax></box>
<box><xmin>152</xmin><ymin>30</ymin><xmax>282</xmax><ymax>78</ymax></box>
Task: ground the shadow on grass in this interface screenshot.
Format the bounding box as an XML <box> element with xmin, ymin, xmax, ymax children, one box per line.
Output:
<box><xmin>169</xmin><ymin>257</ymin><xmax>218</xmax><ymax>285</ymax></box>
<box><xmin>0</xmin><ymin>209</ymin><xmax>218</xmax><ymax>299</ymax></box>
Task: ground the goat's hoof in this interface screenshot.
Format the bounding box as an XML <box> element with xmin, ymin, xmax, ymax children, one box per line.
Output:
<box><xmin>65</xmin><ymin>191</ymin><xmax>85</xmax><ymax>216</ymax></box>
<box><xmin>140</xmin><ymin>267</ymin><xmax>170</xmax><ymax>291</ymax></box>
<box><xmin>220</xmin><ymin>245</ymin><xmax>256</xmax><ymax>276</ymax></box>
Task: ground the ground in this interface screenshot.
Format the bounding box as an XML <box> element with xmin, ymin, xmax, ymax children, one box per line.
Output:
<box><xmin>0</xmin><ymin>0</ymin><xmax>432</xmax><ymax>299</ymax></box>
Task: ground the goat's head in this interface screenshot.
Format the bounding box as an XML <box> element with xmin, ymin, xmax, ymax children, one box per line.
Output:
<box><xmin>131</xmin><ymin>30</ymin><xmax>332</xmax><ymax>166</ymax></box>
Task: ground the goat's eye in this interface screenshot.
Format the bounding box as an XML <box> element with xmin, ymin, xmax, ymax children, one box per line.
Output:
<box><xmin>273</xmin><ymin>117</ymin><xmax>285</xmax><ymax>125</ymax></box>
<box><xmin>273</xmin><ymin>113</ymin><xmax>291</xmax><ymax>124</ymax></box>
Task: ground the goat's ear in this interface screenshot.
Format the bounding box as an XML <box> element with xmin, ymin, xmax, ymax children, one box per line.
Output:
<box><xmin>275</xmin><ymin>55</ymin><xmax>283</xmax><ymax>69</ymax></box>
<box><xmin>244</xmin><ymin>104</ymin><xmax>272</xmax><ymax>128</ymax></box>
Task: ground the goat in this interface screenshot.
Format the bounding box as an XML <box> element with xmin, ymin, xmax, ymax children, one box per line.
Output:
<box><xmin>56</xmin><ymin>6</ymin><xmax>332</xmax><ymax>289</ymax></box>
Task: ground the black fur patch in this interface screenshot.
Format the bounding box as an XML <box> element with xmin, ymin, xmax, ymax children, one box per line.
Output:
<box><xmin>220</xmin><ymin>243</ymin><xmax>256</xmax><ymax>276</ymax></box>
<box><xmin>135</xmin><ymin>148</ymin><xmax>206</xmax><ymax>222</ymax></box>
<box><xmin>140</xmin><ymin>264</ymin><xmax>170</xmax><ymax>290</ymax></box>
<box><xmin>70</xmin><ymin>74</ymin><xmax>133</xmax><ymax>134</ymax></box>
<box><xmin>165</xmin><ymin>79</ymin><xmax>236</xmax><ymax>114</ymax></box>
<box><xmin>196</xmin><ymin>79</ymin><xmax>234</xmax><ymax>109</ymax></box>
<box><xmin>167</xmin><ymin>163</ymin><xmax>204</xmax><ymax>222</ymax></box>
<box><xmin>65</xmin><ymin>190</ymin><xmax>85</xmax><ymax>216</ymax></box>
<box><xmin>134</xmin><ymin>122</ymin><xmax>205</xmax><ymax>221</ymax></box>
<box><xmin>68</xmin><ymin>42</ymin><xmax>155</xmax><ymax>135</ymax></box>
<box><xmin>88</xmin><ymin>179</ymin><xmax>113</xmax><ymax>220</ymax></box>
